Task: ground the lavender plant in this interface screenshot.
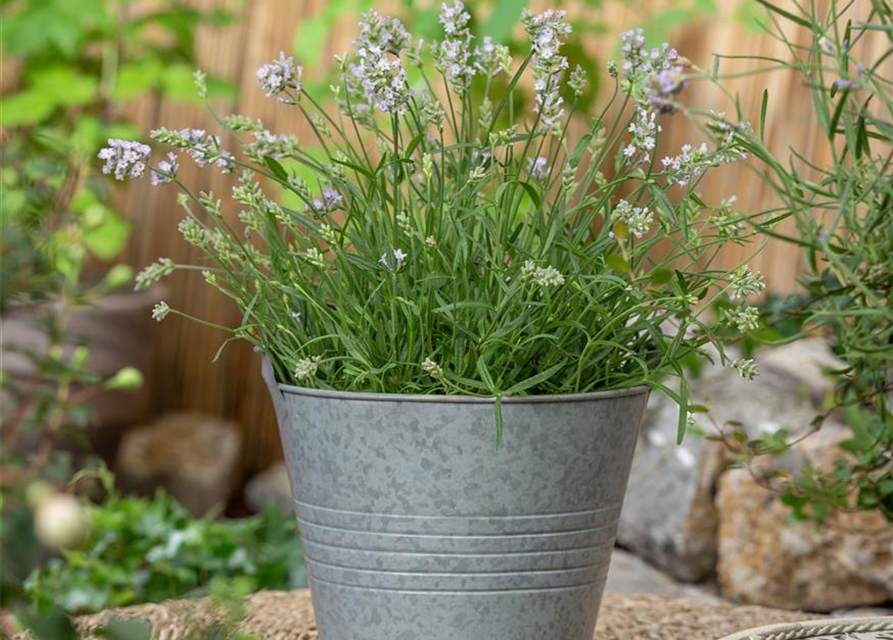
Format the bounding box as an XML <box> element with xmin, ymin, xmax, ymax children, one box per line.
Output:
<box><xmin>110</xmin><ymin>4</ymin><xmax>763</xmax><ymax>442</ymax></box>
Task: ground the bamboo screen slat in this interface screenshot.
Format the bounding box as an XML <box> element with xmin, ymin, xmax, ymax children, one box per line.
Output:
<box><xmin>118</xmin><ymin>0</ymin><xmax>884</xmax><ymax>474</ymax></box>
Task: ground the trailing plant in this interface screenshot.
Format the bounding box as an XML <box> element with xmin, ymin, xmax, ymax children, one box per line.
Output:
<box><xmin>117</xmin><ymin>3</ymin><xmax>764</xmax><ymax>442</ymax></box>
<box><xmin>712</xmin><ymin>0</ymin><xmax>892</xmax><ymax>522</ymax></box>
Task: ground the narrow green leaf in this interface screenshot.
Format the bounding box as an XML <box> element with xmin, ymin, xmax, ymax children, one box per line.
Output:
<box><xmin>606</xmin><ymin>254</ymin><xmax>630</xmax><ymax>273</ymax></box>
<box><xmin>755</xmin><ymin>0</ymin><xmax>811</xmax><ymax>27</ymax></box>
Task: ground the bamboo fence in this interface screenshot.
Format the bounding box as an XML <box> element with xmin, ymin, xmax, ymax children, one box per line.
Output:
<box><xmin>118</xmin><ymin>0</ymin><xmax>883</xmax><ymax>475</ymax></box>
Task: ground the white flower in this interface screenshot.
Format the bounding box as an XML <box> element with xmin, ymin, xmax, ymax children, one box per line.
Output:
<box><xmin>312</xmin><ymin>187</ymin><xmax>344</xmax><ymax>213</ymax></box>
<box><xmin>425</xmin><ymin>235</ymin><xmax>437</xmax><ymax>248</ymax></box>
<box><xmin>150</xmin><ymin>152</ymin><xmax>179</xmax><ymax>186</ymax></box>
<box><xmin>380</xmin><ymin>248</ymin><xmax>408</xmax><ymax>270</ymax></box>
<box><xmin>614</xmin><ymin>199</ymin><xmax>654</xmax><ymax>239</ymax></box>
<box><xmin>728</xmin><ymin>305</ymin><xmax>760</xmax><ymax>332</ymax></box>
<box><xmin>435</xmin><ymin>2</ymin><xmax>475</xmax><ymax>91</ymax></box>
<box><xmin>624</xmin><ymin>108</ymin><xmax>660</xmax><ymax>164</ymax></box>
<box><xmin>733</xmin><ymin>357</ymin><xmax>759</xmax><ymax>380</ymax></box>
<box><xmin>729</xmin><ymin>266</ymin><xmax>766</xmax><ymax>300</ymax></box>
<box><xmin>257</xmin><ymin>52</ymin><xmax>303</xmax><ymax>99</ymax></box>
<box><xmin>523</xmin><ymin>9</ymin><xmax>571</xmax><ymax>131</ymax></box>
<box><xmin>294</xmin><ymin>356</ymin><xmax>322</xmax><ymax>380</ymax></box>
<box><xmin>98</xmin><ymin>139</ymin><xmax>151</xmax><ymax>181</ymax></box>
<box><xmin>135</xmin><ymin>258</ymin><xmax>175</xmax><ymax>291</ymax></box>
<box><xmin>422</xmin><ymin>357</ymin><xmax>444</xmax><ymax>380</ymax></box>
<box><xmin>151</xmin><ymin>301</ymin><xmax>170</xmax><ymax>322</ymax></box>
<box><xmin>521</xmin><ymin>260</ymin><xmax>565</xmax><ymax>289</ymax></box>
<box><xmin>528</xmin><ymin>156</ymin><xmax>549</xmax><ymax>180</ymax></box>
<box><xmin>348</xmin><ymin>11</ymin><xmax>412</xmax><ymax>114</ymax></box>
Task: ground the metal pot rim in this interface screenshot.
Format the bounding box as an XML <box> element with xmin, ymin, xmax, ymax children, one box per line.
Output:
<box><xmin>277</xmin><ymin>381</ymin><xmax>651</xmax><ymax>404</ymax></box>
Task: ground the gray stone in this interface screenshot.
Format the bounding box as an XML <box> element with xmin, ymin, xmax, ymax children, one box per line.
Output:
<box><xmin>617</xmin><ymin>391</ymin><xmax>725</xmax><ymax>582</ymax></box>
<box><xmin>605</xmin><ymin>548</ymin><xmax>720</xmax><ymax>601</ymax></box>
<box><xmin>618</xmin><ymin>339</ymin><xmax>844</xmax><ymax>584</ymax></box>
<box><xmin>245</xmin><ymin>461</ymin><xmax>293</xmax><ymax>514</ymax></box>
<box><xmin>115</xmin><ymin>412</ymin><xmax>241</xmax><ymax>516</ymax></box>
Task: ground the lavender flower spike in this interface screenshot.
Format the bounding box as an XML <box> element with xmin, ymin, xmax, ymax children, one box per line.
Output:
<box><xmin>99</xmin><ymin>139</ymin><xmax>152</xmax><ymax>181</ymax></box>
<box><xmin>257</xmin><ymin>52</ymin><xmax>303</xmax><ymax>99</ymax></box>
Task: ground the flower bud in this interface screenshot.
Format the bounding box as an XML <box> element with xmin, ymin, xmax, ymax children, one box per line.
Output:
<box><xmin>104</xmin><ymin>366</ymin><xmax>144</xmax><ymax>391</ymax></box>
<box><xmin>34</xmin><ymin>493</ymin><xmax>89</xmax><ymax>550</ymax></box>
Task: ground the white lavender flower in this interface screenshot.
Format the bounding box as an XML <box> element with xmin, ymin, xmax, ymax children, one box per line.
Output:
<box><xmin>98</xmin><ymin>139</ymin><xmax>151</xmax><ymax>181</ymax></box>
<box><xmin>380</xmin><ymin>248</ymin><xmax>408</xmax><ymax>270</ymax></box>
<box><xmin>708</xmin><ymin>196</ymin><xmax>745</xmax><ymax>239</ymax></box>
<box><xmin>153</xmin><ymin>128</ymin><xmax>234</xmax><ymax>173</ymax></box>
<box><xmin>521</xmin><ymin>260</ymin><xmax>565</xmax><ymax>289</ymax></box>
<box><xmin>349</xmin><ymin>11</ymin><xmax>412</xmax><ymax>114</ymax></box>
<box><xmin>727</xmin><ymin>305</ymin><xmax>760</xmax><ymax>332</ymax></box>
<box><xmin>304</xmin><ymin>247</ymin><xmax>326</xmax><ymax>268</ymax></box>
<box><xmin>435</xmin><ymin>2</ymin><xmax>475</xmax><ymax>91</ymax></box>
<box><xmin>257</xmin><ymin>52</ymin><xmax>303</xmax><ymax>99</ymax></box>
<box><xmin>422</xmin><ymin>357</ymin><xmax>444</xmax><ymax>380</ymax></box>
<box><xmin>523</xmin><ymin>9</ymin><xmax>571</xmax><ymax>131</ymax></box>
<box><xmin>661</xmin><ymin>142</ymin><xmax>711</xmax><ymax>186</ymax></box>
<box><xmin>618</xmin><ymin>27</ymin><xmax>678</xmax><ymax>87</ymax></box>
<box><xmin>528</xmin><ymin>156</ymin><xmax>549</xmax><ymax>180</ymax></box>
<box><xmin>614</xmin><ymin>199</ymin><xmax>654</xmax><ymax>239</ymax></box>
<box><xmin>247</xmin><ymin>129</ymin><xmax>298</xmax><ymax>160</ymax></box>
<box><xmin>151</xmin><ymin>301</ymin><xmax>171</xmax><ymax>322</ymax></box>
<box><xmin>569</xmin><ymin>64</ymin><xmax>587</xmax><ymax>97</ymax></box>
<box><xmin>294</xmin><ymin>356</ymin><xmax>322</xmax><ymax>381</ymax></box>
<box><xmin>312</xmin><ymin>187</ymin><xmax>344</xmax><ymax>214</ymax></box>
<box><xmin>732</xmin><ymin>357</ymin><xmax>759</xmax><ymax>380</ymax></box>
<box><xmin>623</xmin><ymin>108</ymin><xmax>660</xmax><ymax>164</ymax></box>
<box><xmin>135</xmin><ymin>258</ymin><xmax>175</xmax><ymax>291</ymax></box>
<box><xmin>439</xmin><ymin>1</ymin><xmax>469</xmax><ymax>36</ymax></box>
<box><xmin>729</xmin><ymin>266</ymin><xmax>766</xmax><ymax>300</ymax></box>
<box><xmin>474</xmin><ymin>35</ymin><xmax>511</xmax><ymax>78</ymax></box>
<box><xmin>178</xmin><ymin>217</ymin><xmax>208</xmax><ymax>247</ymax></box>
<box><xmin>150</xmin><ymin>152</ymin><xmax>179</xmax><ymax>186</ymax></box>
<box><xmin>396</xmin><ymin>211</ymin><xmax>412</xmax><ymax>234</ymax></box>
<box><xmin>425</xmin><ymin>235</ymin><xmax>437</xmax><ymax>248</ymax></box>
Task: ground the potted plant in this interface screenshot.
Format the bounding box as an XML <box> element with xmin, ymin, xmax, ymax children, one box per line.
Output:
<box><xmin>112</xmin><ymin>4</ymin><xmax>762</xmax><ymax>638</ymax></box>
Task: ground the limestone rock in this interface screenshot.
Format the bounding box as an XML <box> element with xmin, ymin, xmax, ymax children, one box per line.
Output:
<box><xmin>245</xmin><ymin>461</ymin><xmax>293</xmax><ymax>514</ymax></box>
<box><xmin>116</xmin><ymin>412</ymin><xmax>240</xmax><ymax>516</ymax></box>
<box><xmin>618</xmin><ymin>339</ymin><xmax>847</xmax><ymax>584</ymax></box>
<box><xmin>716</xmin><ymin>467</ymin><xmax>893</xmax><ymax>611</ymax></box>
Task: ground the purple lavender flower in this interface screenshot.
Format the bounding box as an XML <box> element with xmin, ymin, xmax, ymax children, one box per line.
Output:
<box><xmin>349</xmin><ymin>11</ymin><xmax>412</xmax><ymax>114</ymax></box>
<box><xmin>528</xmin><ymin>156</ymin><xmax>549</xmax><ymax>180</ymax></box>
<box><xmin>151</xmin><ymin>152</ymin><xmax>179</xmax><ymax>186</ymax></box>
<box><xmin>834</xmin><ymin>78</ymin><xmax>858</xmax><ymax>90</ymax></box>
<box><xmin>257</xmin><ymin>52</ymin><xmax>303</xmax><ymax>99</ymax></box>
<box><xmin>98</xmin><ymin>139</ymin><xmax>151</xmax><ymax>181</ymax></box>
<box><xmin>312</xmin><ymin>187</ymin><xmax>344</xmax><ymax>213</ymax></box>
<box><xmin>178</xmin><ymin>128</ymin><xmax>234</xmax><ymax>173</ymax></box>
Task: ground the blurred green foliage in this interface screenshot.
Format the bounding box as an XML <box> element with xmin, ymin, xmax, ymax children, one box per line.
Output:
<box><xmin>26</xmin><ymin>489</ymin><xmax>305</xmax><ymax>615</ymax></box>
<box><xmin>0</xmin><ymin>0</ymin><xmax>235</xmax><ymax>309</ymax></box>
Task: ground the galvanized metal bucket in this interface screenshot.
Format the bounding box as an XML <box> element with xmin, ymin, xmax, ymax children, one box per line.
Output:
<box><xmin>262</xmin><ymin>358</ymin><xmax>648</xmax><ymax>640</ymax></box>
